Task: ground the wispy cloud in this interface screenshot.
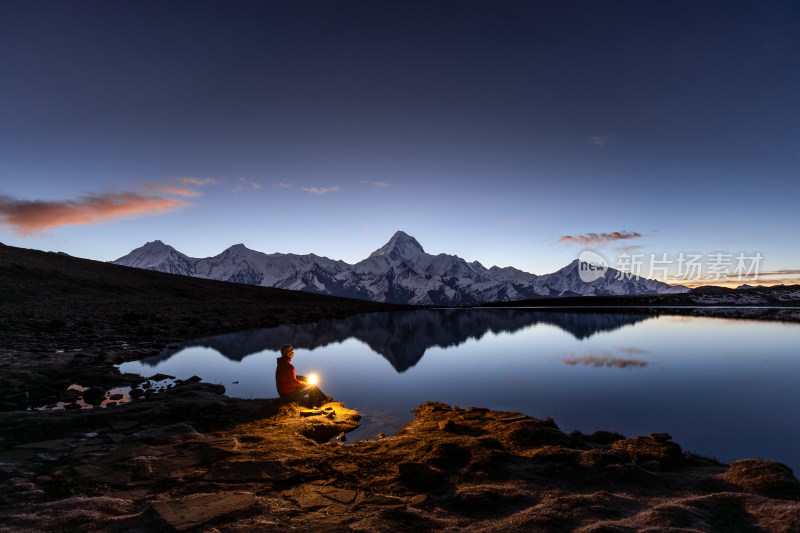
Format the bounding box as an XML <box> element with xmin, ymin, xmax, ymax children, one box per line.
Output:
<box><xmin>563</xmin><ymin>350</ymin><xmax>648</xmax><ymax>369</ymax></box>
<box><xmin>617</xmin><ymin>346</ymin><xmax>648</xmax><ymax>355</ymax></box>
<box><xmin>501</xmin><ymin>218</ymin><xmax>521</xmax><ymax>226</ymax></box>
<box><xmin>613</xmin><ymin>244</ymin><xmax>645</xmax><ymax>252</ymax></box>
<box><xmin>558</xmin><ymin>231</ymin><xmax>642</xmax><ymax>246</ymax></box>
<box><xmin>0</xmin><ymin>192</ymin><xmax>188</xmax><ymax>236</ymax></box>
<box><xmin>742</xmin><ymin>270</ymin><xmax>800</xmax><ymax>285</ymax></box>
<box><xmin>177</xmin><ymin>177</ymin><xmax>216</xmax><ymax>187</ymax></box>
<box><xmin>143</xmin><ymin>176</ymin><xmax>217</xmax><ymax>197</ymax></box>
<box><xmin>232</xmin><ymin>177</ymin><xmax>263</xmax><ymax>192</ymax></box>
<box><xmin>301</xmin><ymin>186</ymin><xmax>340</xmax><ymax>195</ymax></box>
<box><xmin>588</xmin><ymin>134</ymin><xmax>611</xmax><ymax>146</ymax></box>
<box><xmin>360</xmin><ymin>180</ymin><xmax>391</xmax><ymax>189</ymax></box>
<box><xmin>143</xmin><ymin>184</ymin><xmax>201</xmax><ymax>197</ymax></box>
<box><xmin>274</xmin><ymin>182</ymin><xmax>293</xmax><ymax>189</ymax></box>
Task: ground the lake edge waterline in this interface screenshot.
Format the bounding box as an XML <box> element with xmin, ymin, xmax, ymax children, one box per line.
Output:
<box><xmin>119</xmin><ymin>310</ymin><xmax>793</xmax><ymax>472</ymax></box>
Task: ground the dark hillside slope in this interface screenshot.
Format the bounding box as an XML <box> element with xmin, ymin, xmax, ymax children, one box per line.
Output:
<box><xmin>0</xmin><ymin>243</ymin><xmax>403</xmax><ymax>351</ymax></box>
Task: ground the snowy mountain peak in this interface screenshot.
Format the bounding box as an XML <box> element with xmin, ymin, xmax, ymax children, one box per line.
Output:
<box><xmin>368</xmin><ymin>230</ymin><xmax>426</xmax><ymax>261</ymax></box>
<box><xmin>114</xmin><ymin>230</ymin><xmax>690</xmax><ymax>304</ymax></box>
<box><xmin>221</xmin><ymin>243</ymin><xmax>255</xmax><ymax>255</ymax></box>
<box><xmin>127</xmin><ymin>239</ymin><xmax>181</xmax><ymax>256</ymax></box>
<box><xmin>140</xmin><ymin>239</ymin><xmax>169</xmax><ymax>250</ymax></box>
<box><xmin>114</xmin><ymin>240</ymin><xmax>193</xmax><ymax>275</ymax></box>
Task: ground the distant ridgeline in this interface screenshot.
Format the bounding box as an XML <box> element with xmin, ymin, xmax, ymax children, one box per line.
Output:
<box><xmin>113</xmin><ymin>231</ymin><xmax>687</xmax><ymax>305</ymax></box>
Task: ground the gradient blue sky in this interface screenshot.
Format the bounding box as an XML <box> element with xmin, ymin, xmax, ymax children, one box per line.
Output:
<box><xmin>1</xmin><ymin>1</ymin><xmax>798</xmax><ymax>286</ymax></box>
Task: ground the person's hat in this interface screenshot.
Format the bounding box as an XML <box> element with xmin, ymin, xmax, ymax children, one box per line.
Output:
<box><xmin>280</xmin><ymin>344</ymin><xmax>294</xmax><ymax>357</ymax></box>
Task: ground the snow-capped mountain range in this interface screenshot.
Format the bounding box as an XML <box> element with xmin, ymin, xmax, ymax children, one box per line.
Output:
<box><xmin>113</xmin><ymin>231</ymin><xmax>688</xmax><ymax>304</ymax></box>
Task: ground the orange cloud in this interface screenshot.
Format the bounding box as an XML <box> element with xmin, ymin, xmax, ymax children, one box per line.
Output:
<box><xmin>0</xmin><ymin>193</ymin><xmax>188</xmax><ymax>236</ymax></box>
<box><xmin>563</xmin><ymin>351</ymin><xmax>648</xmax><ymax>368</ymax></box>
<box><xmin>559</xmin><ymin>231</ymin><xmax>642</xmax><ymax>246</ymax></box>
<box><xmin>143</xmin><ymin>184</ymin><xmax>201</xmax><ymax>197</ymax></box>
<box><xmin>617</xmin><ymin>346</ymin><xmax>648</xmax><ymax>355</ymax></box>
<box><xmin>668</xmin><ymin>270</ymin><xmax>800</xmax><ymax>289</ymax></box>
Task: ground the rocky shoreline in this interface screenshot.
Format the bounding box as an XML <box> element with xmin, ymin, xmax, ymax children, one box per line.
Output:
<box><xmin>2</xmin><ymin>245</ymin><xmax>800</xmax><ymax>531</ymax></box>
<box><xmin>3</xmin><ymin>376</ymin><xmax>800</xmax><ymax>531</ymax></box>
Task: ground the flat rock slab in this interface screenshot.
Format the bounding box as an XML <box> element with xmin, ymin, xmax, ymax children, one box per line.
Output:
<box><xmin>73</xmin><ymin>463</ymin><xmax>131</xmax><ymax>485</ymax></box>
<box><xmin>150</xmin><ymin>492</ymin><xmax>258</xmax><ymax>531</ymax></box>
<box><xmin>205</xmin><ymin>460</ymin><xmax>299</xmax><ymax>482</ymax></box>
<box><xmin>110</xmin><ymin>421</ymin><xmax>140</xmax><ymax>431</ymax></box>
<box><xmin>0</xmin><ymin>448</ymin><xmax>36</xmax><ymax>462</ymax></box>
<box><xmin>284</xmin><ymin>483</ymin><xmax>358</xmax><ymax>512</ymax></box>
<box><xmin>16</xmin><ymin>438</ymin><xmax>76</xmax><ymax>450</ymax></box>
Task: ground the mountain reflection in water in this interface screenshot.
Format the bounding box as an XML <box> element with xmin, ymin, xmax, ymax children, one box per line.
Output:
<box><xmin>121</xmin><ymin>312</ymin><xmax>800</xmax><ymax>474</ymax></box>
<box><xmin>143</xmin><ymin>310</ymin><xmax>654</xmax><ymax>372</ymax></box>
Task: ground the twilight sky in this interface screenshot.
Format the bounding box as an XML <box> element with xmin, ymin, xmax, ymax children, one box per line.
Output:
<box><xmin>1</xmin><ymin>1</ymin><xmax>798</xmax><ymax>287</ymax></box>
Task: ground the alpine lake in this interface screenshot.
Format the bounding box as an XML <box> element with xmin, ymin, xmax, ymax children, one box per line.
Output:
<box><xmin>119</xmin><ymin>309</ymin><xmax>800</xmax><ymax>474</ymax></box>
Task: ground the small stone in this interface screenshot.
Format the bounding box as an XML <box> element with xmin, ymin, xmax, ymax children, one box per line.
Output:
<box><xmin>300</xmin><ymin>409</ymin><xmax>322</xmax><ymax>417</ymax></box>
<box><xmin>377</xmin><ymin>433</ymin><xmax>385</xmax><ymax>439</ymax></box>
<box><xmin>82</xmin><ymin>387</ymin><xmax>106</xmax><ymax>406</ymax></box>
<box><xmin>109</xmin><ymin>393</ymin><xmax>123</xmax><ymax>401</ymax></box>
<box><xmin>649</xmin><ymin>432</ymin><xmax>672</xmax><ymax>442</ymax></box>
<box><xmin>335</xmin><ymin>432</ymin><xmax>346</xmax><ymax>442</ymax></box>
<box><xmin>410</xmin><ymin>494</ymin><xmax>428</xmax><ymax>506</ymax></box>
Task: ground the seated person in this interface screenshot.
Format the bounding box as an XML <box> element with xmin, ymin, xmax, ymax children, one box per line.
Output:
<box><xmin>275</xmin><ymin>344</ymin><xmax>330</xmax><ymax>408</ymax></box>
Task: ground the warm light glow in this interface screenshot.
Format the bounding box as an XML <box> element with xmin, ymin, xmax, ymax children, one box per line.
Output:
<box><xmin>308</xmin><ymin>374</ymin><xmax>318</xmax><ymax>385</ymax></box>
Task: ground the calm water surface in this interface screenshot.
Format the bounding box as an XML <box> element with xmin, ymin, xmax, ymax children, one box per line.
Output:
<box><xmin>120</xmin><ymin>310</ymin><xmax>800</xmax><ymax>472</ymax></box>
